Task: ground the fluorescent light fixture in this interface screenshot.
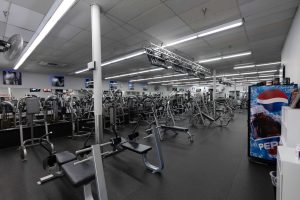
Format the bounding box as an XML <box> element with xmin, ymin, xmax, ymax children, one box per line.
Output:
<box><xmin>167</xmin><ymin>66</ymin><xmax>173</xmax><ymax>69</ymax></box>
<box><xmin>102</xmin><ymin>50</ymin><xmax>145</xmax><ymax>67</ymax></box>
<box><xmin>14</xmin><ymin>0</ymin><xmax>76</xmax><ymax>70</ymax></box>
<box><xmin>163</xmin><ymin>19</ymin><xmax>243</xmax><ymax>48</ymax></box>
<box><xmin>148</xmin><ymin>77</ymin><xmax>200</xmax><ymax>84</ymax></box>
<box><xmin>258</xmin><ymin>70</ymin><xmax>277</xmax><ymax>74</ymax></box>
<box><xmin>234</xmin><ymin>64</ymin><xmax>255</xmax><ymax>70</ymax></box>
<box><xmin>259</xmin><ymin>75</ymin><xmax>278</xmax><ymax>78</ymax></box>
<box><xmin>131</xmin><ymin>73</ymin><xmax>188</xmax><ymax>82</ymax></box>
<box><xmin>233</xmin><ymin>61</ymin><xmax>281</xmax><ymax>70</ymax></box>
<box><xmin>223</xmin><ymin>51</ymin><xmax>252</xmax><ymax>59</ymax></box>
<box><xmin>256</xmin><ymin>61</ymin><xmax>281</xmax><ymax>67</ymax></box>
<box><xmin>197</xmin><ymin>19</ymin><xmax>243</xmax><ymax>38</ymax></box>
<box><xmin>199</xmin><ymin>57</ymin><xmax>222</xmax><ymax>63</ymax></box>
<box><xmin>75</xmin><ymin>68</ymin><xmax>89</xmax><ymax>74</ymax></box>
<box><xmin>240</xmin><ymin>71</ymin><xmax>257</xmax><ymax>75</ymax></box>
<box><xmin>163</xmin><ymin>35</ymin><xmax>198</xmax><ymax>47</ymax></box>
<box><xmin>198</xmin><ymin>51</ymin><xmax>251</xmax><ymax>64</ymax></box>
<box><xmin>105</xmin><ymin>68</ymin><xmax>163</xmax><ymax>80</ymax></box>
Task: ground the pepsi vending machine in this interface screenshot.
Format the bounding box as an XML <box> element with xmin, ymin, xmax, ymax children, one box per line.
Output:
<box><xmin>248</xmin><ymin>84</ymin><xmax>297</xmax><ymax>163</ymax></box>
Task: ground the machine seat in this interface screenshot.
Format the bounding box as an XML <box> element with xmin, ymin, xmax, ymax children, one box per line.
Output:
<box><xmin>161</xmin><ymin>125</ymin><xmax>189</xmax><ymax>132</ymax></box>
<box><xmin>55</xmin><ymin>151</ymin><xmax>76</xmax><ymax>165</ymax></box>
<box><xmin>62</xmin><ymin>160</ymin><xmax>95</xmax><ymax>187</ymax></box>
<box><xmin>121</xmin><ymin>142</ymin><xmax>152</xmax><ymax>154</ymax></box>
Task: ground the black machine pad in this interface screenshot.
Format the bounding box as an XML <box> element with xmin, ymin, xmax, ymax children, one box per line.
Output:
<box><xmin>55</xmin><ymin>151</ymin><xmax>76</xmax><ymax>165</ymax></box>
<box><xmin>161</xmin><ymin>125</ymin><xmax>189</xmax><ymax>132</ymax></box>
<box><xmin>62</xmin><ymin>160</ymin><xmax>95</xmax><ymax>187</ymax></box>
<box><xmin>121</xmin><ymin>141</ymin><xmax>152</xmax><ymax>154</ymax></box>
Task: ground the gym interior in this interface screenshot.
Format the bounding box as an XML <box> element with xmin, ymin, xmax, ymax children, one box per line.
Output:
<box><xmin>1</xmin><ymin>0</ymin><xmax>300</xmax><ymax>200</ymax></box>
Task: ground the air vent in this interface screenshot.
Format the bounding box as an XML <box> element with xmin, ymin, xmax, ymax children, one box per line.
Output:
<box><xmin>38</xmin><ymin>61</ymin><xmax>66</xmax><ymax>67</ymax></box>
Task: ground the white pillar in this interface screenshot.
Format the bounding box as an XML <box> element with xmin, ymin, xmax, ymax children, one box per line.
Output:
<box><xmin>91</xmin><ymin>5</ymin><xmax>109</xmax><ymax>200</ymax></box>
<box><xmin>234</xmin><ymin>80</ymin><xmax>237</xmax><ymax>99</ymax></box>
<box><xmin>213</xmin><ymin>70</ymin><xmax>216</xmax><ymax>101</ymax></box>
<box><xmin>91</xmin><ymin>4</ymin><xmax>103</xmax><ymax>144</ymax></box>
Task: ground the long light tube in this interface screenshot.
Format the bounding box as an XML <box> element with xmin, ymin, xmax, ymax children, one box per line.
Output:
<box><xmin>130</xmin><ymin>73</ymin><xmax>188</xmax><ymax>82</ymax></box>
<box><xmin>105</xmin><ymin>68</ymin><xmax>164</xmax><ymax>80</ymax></box>
<box><xmin>148</xmin><ymin>77</ymin><xmax>200</xmax><ymax>84</ymax></box>
<box><xmin>198</xmin><ymin>51</ymin><xmax>252</xmax><ymax>64</ymax></box>
<box><xmin>234</xmin><ymin>61</ymin><xmax>281</xmax><ymax>70</ymax></box>
<box><xmin>75</xmin><ymin>68</ymin><xmax>89</xmax><ymax>74</ymax></box>
<box><xmin>14</xmin><ymin>0</ymin><xmax>76</xmax><ymax>70</ymax></box>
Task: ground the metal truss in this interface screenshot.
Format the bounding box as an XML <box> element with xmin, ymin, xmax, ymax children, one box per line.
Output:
<box><xmin>144</xmin><ymin>43</ymin><xmax>211</xmax><ymax>78</ymax></box>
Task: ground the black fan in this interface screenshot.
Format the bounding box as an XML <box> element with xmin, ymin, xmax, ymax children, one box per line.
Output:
<box><xmin>0</xmin><ymin>34</ymin><xmax>24</xmax><ymax>61</ymax></box>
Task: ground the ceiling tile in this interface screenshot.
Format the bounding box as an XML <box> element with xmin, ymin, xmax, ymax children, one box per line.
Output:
<box><xmin>11</xmin><ymin>0</ymin><xmax>55</xmax><ymax>15</ymax></box>
<box><xmin>128</xmin><ymin>4</ymin><xmax>175</xmax><ymax>31</ymax></box>
<box><xmin>49</xmin><ymin>22</ymin><xmax>83</xmax><ymax>41</ymax></box>
<box><xmin>83</xmin><ymin>0</ymin><xmax>122</xmax><ymax>13</ymax></box>
<box><xmin>179</xmin><ymin>0</ymin><xmax>240</xmax><ymax>32</ymax></box>
<box><xmin>7</xmin><ymin>3</ymin><xmax>44</xmax><ymax>31</ymax></box>
<box><xmin>4</xmin><ymin>24</ymin><xmax>34</xmax><ymax>42</ymax></box>
<box><xmin>40</xmin><ymin>36</ymin><xmax>67</xmax><ymax>49</ymax></box>
<box><xmin>144</xmin><ymin>16</ymin><xmax>193</xmax><ymax>43</ymax></box>
<box><xmin>0</xmin><ymin>21</ymin><xmax>6</xmax><ymax>37</ymax></box>
<box><xmin>239</xmin><ymin>0</ymin><xmax>299</xmax><ymax>18</ymax></box>
<box><xmin>61</xmin><ymin>1</ymin><xmax>91</xmax><ymax>30</ymax></box>
<box><xmin>108</xmin><ymin>0</ymin><xmax>161</xmax><ymax>22</ymax></box>
<box><xmin>71</xmin><ymin>30</ymin><xmax>91</xmax><ymax>45</ymax></box>
<box><xmin>164</xmin><ymin>0</ymin><xmax>209</xmax><ymax>14</ymax></box>
<box><xmin>104</xmin><ymin>26</ymin><xmax>132</xmax><ymax>41</ymax></box>
<box><xmin>100</xmin><ymin>15</ymin><xmax>121</xmax><ymax>35</ymax></box>
<box><xmin>247</xmin><ymin>19</ymin><xmax>292</xmax><ymax>43</ymax></box>
<box><xmin>0</xmin><ymin>0</ymin><xmax>10</xmax><ymax>22</ymax></box>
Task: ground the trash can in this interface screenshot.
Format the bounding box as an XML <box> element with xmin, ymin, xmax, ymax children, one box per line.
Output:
<box><xmin>269</xmin><ymin>171</ymin><xmax>277</xmax><ymax>199</ymax></box>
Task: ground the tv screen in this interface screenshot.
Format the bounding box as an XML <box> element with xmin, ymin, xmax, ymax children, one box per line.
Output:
<box><xmin>85</xmin><ymin>78</ymin><xmax>93</xmax><ymax>88</ymax></box>
<box><xmin>30</xmin><ymin>88</ymin><xmax>41</xmax><ymax>92</ymax></box>
<box><xmin>3</xmin><ymin>70</ymin><xmax>22</xmax><ymax>85</ymax></box>
<box><xmin>51</xmin><ymin>76</ymin><xmax>64</xmax><ymax>87</ymax></box>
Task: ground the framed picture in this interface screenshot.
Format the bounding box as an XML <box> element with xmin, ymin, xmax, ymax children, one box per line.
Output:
<box><xmin>30</xmin><ymin>88</ymin><xmax>41</xmax><ymax>92</ymax></box>
<box><xmin>51</xmin><ymin>76</ymin><xmax>64</xmax><ymax>87</ymax></box>
<box><xmin>3</xmin><ymin>70</ymin><xmax>22</xmax><ymax>85</ymax></box>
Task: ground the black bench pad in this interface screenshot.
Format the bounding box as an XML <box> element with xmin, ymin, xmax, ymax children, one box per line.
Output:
<box><xmin>161</xmin><ymin>125</ymin><xmax>189</xmax><ymax>132</ymax></box>
<box><xmin>121</xmin><ymin>141</ymin><xmax>152</xmax><ymax>154</ymax></box>
<box><xmin>55</xmin><ymin>151</ymin><xmax>76</xmax><ymax>165</ymax></box>
<box><xmin>62</xmin><ymin>160</ymin><xmax>95</xmax><ymax>187</ymax></box>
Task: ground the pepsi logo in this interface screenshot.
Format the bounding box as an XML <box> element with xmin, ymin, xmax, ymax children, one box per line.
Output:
<box><xmin>257</xmin><ymin>89</ymin><xmax>288</xmax><ymax>112</ymax></box>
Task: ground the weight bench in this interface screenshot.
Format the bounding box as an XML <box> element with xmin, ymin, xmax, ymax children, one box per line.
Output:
<box><xmin>121</xmin><ymin>141</ymin><xmax>162</xmax><ymax>173</ymax></box>
<box><xmin>38</xmin><ymin>151</ymin><xmax>76</xmax><ymax>184</ymax></box>
<box><xmin>160</xmin><ymin>125</ymin><xmax>193</xmax><ymax>143</ymax></box>
<box><xmin>121</xmin><ymin>141</ymin><xmax>152</xmax><ymax>154</ymax></box>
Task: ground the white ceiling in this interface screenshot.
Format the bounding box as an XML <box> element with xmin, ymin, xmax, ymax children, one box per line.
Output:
<box><xmin>0</xmin><ymin>0</ymin><xmax>299</xmax><ymax>82</ymax></box>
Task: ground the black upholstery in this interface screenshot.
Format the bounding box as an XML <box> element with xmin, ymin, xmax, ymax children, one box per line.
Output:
<box><xmin>55</xmin><ymin>151</ymin><xmax>76</xmax><ymax>165</ymax></box>
<box><xmin>62</xmin><ymin>161</ymin><xmax>95</xmax><ymax>187</ymax></box>
<box><xmin>161</xmin><ymin>125</ymin><xmax>189</xmax><ymax>132</ymax></box>
<box><xmin>121</xmin><ymin>141</ymin><xmax>152</xmax><ymax>154</ymax></box>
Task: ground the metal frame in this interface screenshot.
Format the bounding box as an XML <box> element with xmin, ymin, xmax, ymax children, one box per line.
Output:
<box><xmin>144</xmin><ymin>43</ymin><xmax>211</xmax><ymax>77</ymax></box>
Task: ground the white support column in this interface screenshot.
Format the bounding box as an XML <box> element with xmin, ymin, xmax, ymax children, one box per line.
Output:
<box><xmin>213</xmin><ymin>70</ymin><xmax>216</xmax><ymax>118</ymax></box>
<box><xmin>234</xmin><ymin>80</ymin><xmax>237</xmax><ymax>99</ymax></box>
<box><xmin>91</xmin><ymin>4</ymin><xmax>103</xmax><ymax>144</ymax></box>
<box><xmin>213</xmin><ymin>70</ymin><xmax>216</xmax><ymax>101</ymax></box>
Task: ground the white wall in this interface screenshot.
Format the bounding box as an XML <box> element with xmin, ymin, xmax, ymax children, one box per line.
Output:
<box><xmin>0</xmin><ymin>71</ymin><xmax>170</xmax><ymax>98</ymax></box>
<box><xmin>282</xmin><ymin>7</ymin><xmax>300</xmax><ymax>85</ymax></box>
